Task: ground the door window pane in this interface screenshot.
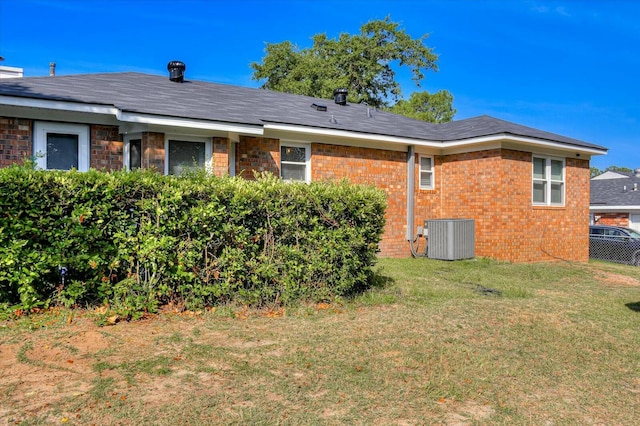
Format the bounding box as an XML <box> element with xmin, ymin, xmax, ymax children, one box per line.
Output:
<box><xmin>47</xmin><ymin>133</ymin><xmax>78</xmax><ymax>170</ymax></box>
<box><xmin>168</xmin><ymin>140</ymin><xmax>205</xmax><ymax>175</ymax></box>
<box><xmin>129</xmin><ymin>139</ymin><xmax>142</xmax><ymax>170</ymax></box>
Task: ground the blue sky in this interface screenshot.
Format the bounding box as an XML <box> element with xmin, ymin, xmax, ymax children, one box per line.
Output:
<box><xmin>0</xmin><ymin>0</ymin><xmax>638</xmax><ymax>170</ymax></box>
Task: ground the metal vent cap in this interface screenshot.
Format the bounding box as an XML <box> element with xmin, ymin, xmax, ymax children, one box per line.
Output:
<box><xmin>167</xmin><ymin>60</ymin><xmax>186</xmax><ymax>82</ymax></box>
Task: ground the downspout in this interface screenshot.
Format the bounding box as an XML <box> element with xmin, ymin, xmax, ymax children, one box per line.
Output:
<box><xmin>406</xmin><ymin>145</ymin><xmax>415</xmax><ymax>242</ymax></box>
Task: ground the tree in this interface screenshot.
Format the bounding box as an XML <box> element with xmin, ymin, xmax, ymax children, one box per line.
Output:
<box><xmin>389</xmin><ymin>90</ymin><xmax>456</xmax><ymax>123</ymax></box>
<box><xmin>251</xmin><ymin>17</ymin><xmax>453</xmax><ymax>122</ymax></box>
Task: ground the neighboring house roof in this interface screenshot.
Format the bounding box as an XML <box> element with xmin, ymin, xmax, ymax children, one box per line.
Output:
<box><xmin>591</xmin><ymin>173</ymin><xmax>640</xmax><ymax>209</ymax></box>
<box><xmin>591</xmin><ymin>170</ymin><xmax>633</xmax><ymax>180</ymax></box>
<box><xmin>0</xmin><ymin>71</ymin><xmax>608</xmax><ymax>154</ymax></box>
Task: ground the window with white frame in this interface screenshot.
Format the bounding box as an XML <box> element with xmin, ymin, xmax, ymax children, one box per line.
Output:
<box><xmin>532</xmin><ymin>156</ymin><xmax>565</xmax><ymax>206</ymax></box>
<box><xmin>419</xmin><ymin>155</ymin><xmax>434</xmax><ymax>189</ymax></box>
<box><xmin>280</xmin><ymin>143</ymin><xmax>310</xmax><ymax>182</ymax></box>
<box><xmin>165</xmin><ymin>136</ymin><xmax>212</xmax><ymax>175</ymax></box>
<box><xmin>33</xmin><ymin>122</ymin><xmax>90</xmax><ymax>171</ymax></box>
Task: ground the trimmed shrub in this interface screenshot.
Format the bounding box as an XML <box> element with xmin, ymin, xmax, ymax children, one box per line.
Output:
<box><xmin>0</xmin><ymin>165</ymin><xmax>386</xmax><ymax>317</ymax></box>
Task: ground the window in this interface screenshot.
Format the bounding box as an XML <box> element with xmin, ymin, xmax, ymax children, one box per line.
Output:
<box><xmin>165</xmin><ymin>136</ymin><xmax>212</xmax><ymax>175</ymax></box>
<box><xmin>532</xmin><ymin>156</ymin><xmax>565</xmax><ymax>206</ymax></box>
<box><xmin>33</xmin><ymin>122</ymin><xmax>89</xmax><ymax>171</ymax></box>
<box><xmin>419</xmin><ymin>155</ymin><xmax>434</xmax><ymax>189</ymax></box>
<box><xmin>280</xmin><ymin>143</ymin><xmax>310</xmax><ymax>182</ymax></box>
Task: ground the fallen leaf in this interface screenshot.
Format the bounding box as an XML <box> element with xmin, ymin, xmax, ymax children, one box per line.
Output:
<box><xmin>66</xmin><ymin>359</ymin><xmax>74</xmax><ymax>364</ymax></box>
<box><xmin>106</xmin><ymin>315</ymin><xmax>118</xmax><ymax>325</ymax></box>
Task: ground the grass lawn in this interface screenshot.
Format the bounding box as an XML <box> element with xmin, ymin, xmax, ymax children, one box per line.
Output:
<box><xmin>1</xmin><ymin>257</ymin><xmax>639</xmax><ymax>425</ymax></box>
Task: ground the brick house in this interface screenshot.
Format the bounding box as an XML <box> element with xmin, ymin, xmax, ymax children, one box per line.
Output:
<box><xmin>590</xmin><ymin>169</ymin><xmax>640</xmax><ymax>231</ymax></box>
<box><xmin>0</xmin><ymin>63</ymin><xmax>607</xmax><ymax>262</ymax></box>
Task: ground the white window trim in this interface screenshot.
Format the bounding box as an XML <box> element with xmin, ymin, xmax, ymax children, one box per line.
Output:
<box><xmin>33</xmin><ymin>121</ymin><xmax>90</xmax><ymax>171</ymax></box>
<box><xmin>532</xmin><ymin>155</ymin><xmax>565</xmax><ymax>206</ymax></box>
<box><xmin>419</xmin><ymin>155</ymin><xmax>434</xmax><ymax>190</ymax></box>
<box><xmin>280</xmin><ymin>142</ymin><xmax>311</xmax><ymax>183</ymax></box>
<box><xmin>164</xmin><ymin>135</ymin><xmax>212</xmax><ymax>175</ymax></box>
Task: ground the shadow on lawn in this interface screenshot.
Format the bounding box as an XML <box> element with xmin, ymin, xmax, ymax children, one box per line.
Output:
<box><xmin>625</xmin><ymin>302</ymin><xmax>640</xmax><ymax>312</ymax></box>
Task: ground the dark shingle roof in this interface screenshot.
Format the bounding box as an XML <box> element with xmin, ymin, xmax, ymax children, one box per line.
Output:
<box><xmin>591</xmin><ymin>175</ymin><xmax>640</xmax><ymax>206</ymax></box>
<box><xmin>0</xmin><ymin>72</ymin><xmax>607</xmax><ymax>151</ymax></box>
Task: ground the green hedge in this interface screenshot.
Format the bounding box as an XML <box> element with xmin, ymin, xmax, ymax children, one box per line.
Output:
<box><xmin>0</xmin><ymin>165</ymin><xmax>386</xmax><ymax>318</ymax></box>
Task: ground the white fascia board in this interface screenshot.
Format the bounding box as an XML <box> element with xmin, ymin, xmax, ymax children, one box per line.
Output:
<box><xmin>447</xmin><ymin>133</ymin><xmax>607</xmax><ymax>156</ymax></box>
<box><xmin>263</xmin><ymin>123</ymin><xmax>608</xmax><ymax>155</ymax></box>
<box><xmin>263</xmin><ymin>123</ymin><xmax>441</xmax><ymax>147</ymax></box>
<box><xmin>117</xmin><ymin>111</ymin><xmax>264</xmax><ymax>136</ymax></box>
<box><xmin>590</xmin><ymin>205</ymin><xmax>640</xmax><ymax>212</ymax></box>
<box><xmin>1</xmin><ymin>95</ymin><xmax>118</xmax><ymax>115</ymax></box>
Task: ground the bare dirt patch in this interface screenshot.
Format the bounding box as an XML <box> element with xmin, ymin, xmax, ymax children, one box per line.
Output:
<box><xmin>597</xmin><ymin>271</ymin><xmax>640</xmax><ymax>287</ymax></box>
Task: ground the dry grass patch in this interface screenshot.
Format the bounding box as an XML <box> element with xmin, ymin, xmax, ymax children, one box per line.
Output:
<box><xmin>1</xmin><ymin>258</ymin><xmax>639</xmax><ymax>425</ymax></box>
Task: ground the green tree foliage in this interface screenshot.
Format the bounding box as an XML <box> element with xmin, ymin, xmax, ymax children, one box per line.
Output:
<box><xmin>251</xmin><ymin>17</ymin><xmax>451</xmax><ymax>120</ymax></box>
<box><xmin>389</xmin><ymin>90</ymin><xmax>456</xmax><ymax>123</ymax></box>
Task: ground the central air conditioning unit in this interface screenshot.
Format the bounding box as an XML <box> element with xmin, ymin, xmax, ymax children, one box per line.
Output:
<box><xmin>426</xmin><ymin>219</ymin><xmax>475</xmax><ymax>260</ymax></box>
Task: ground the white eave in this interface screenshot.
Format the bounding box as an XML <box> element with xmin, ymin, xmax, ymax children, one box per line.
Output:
<box><xmin>0</xmin><ymin>95</ymin><xmax>264</xmax><ymax>136</ymax></box>
<box><xmin>117</xmin><ymin>111</ymin><xmax>263</xmax><ymax>135</ymax></box>
<box><xmin>263</xmin><ymin>123</ymin><xmax>607</xmax><ymax>155</ymax></box>
<box><xmin>1</xmin><ymin>95</ymin><xmax>118</xmax><ymax>115</ymax></box>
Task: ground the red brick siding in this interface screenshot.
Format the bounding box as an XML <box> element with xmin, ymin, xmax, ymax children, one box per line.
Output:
<box><xmin>418</xmin><ymin>149</ymin><xmax>589</xmax><ymax>262</ymax></box>
<box><xmin>311</xmin><ymin>143</ymin><xmax>408</xmax><ymax>257</ymax></box>
<box><xmin>597</xmin><ymin>213</ymin><xmax>629</xmax><ymax>227</ymax></box>
<box><xmin>236</xmin><ymin>136</ymin><xmax>279</xmax><ymax>179</ymax></box>
<box><xmin>213</xmin><ymin>137</ymin><xmax>229</xmax><ymax>176</ymax></box>
<box><xmin>0</xmin><ymin>115</ymin><xmax>593</xmax><ymax>262</ymax></box>
<box><xmin>90</xmin><ymin>125</ymin><xmax>123</xmax><ymax>171</ymax></box>
<box><xmin>0</xmin><ymin>117</ymin><xmax>32</xmax><ymax>167</ymax></box>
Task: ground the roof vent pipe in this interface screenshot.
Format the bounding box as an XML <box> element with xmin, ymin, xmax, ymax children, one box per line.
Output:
<box><xmin>49</xmin><ymin>62</ymin><xmax>56</xmax><ymax>77</ymax></box>
<box><xmin>167</xmin><ymin>61</ymin><xmax>186</xmax><ymax>82</ymax></box>
<box><xmin>334</xmin><ymin>88</ymin><xmax>348</xmax><ymax>105</ymax></box>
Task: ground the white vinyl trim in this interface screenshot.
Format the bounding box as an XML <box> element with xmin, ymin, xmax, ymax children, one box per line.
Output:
<box><xmin>33</xmin><ymin>121</ymin><xmax>90</xmax><ymax>171</ymax></box>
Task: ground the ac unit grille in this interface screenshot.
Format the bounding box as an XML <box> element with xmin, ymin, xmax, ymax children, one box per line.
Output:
<box><xmin>426</xmin><ymin>219</ymin><xmax>475</xmax><ymax>260</ymax></box>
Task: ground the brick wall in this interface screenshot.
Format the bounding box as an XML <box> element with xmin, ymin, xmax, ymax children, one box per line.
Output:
<box><xmin>0</xmin><ymin>117</ymin><xmax>31</xmax><ymax>167</ymax></box>
<box><xmin>418</xmin><ymin>149</ymin><xmax>590</xmax><ymax>262</ymax></box>
<box><xmin>213</xmin><ymin>137</ymin><xmax>229</xmax><ymax>176</ymax></box>
<box><xmin>311</xmin><ymin>143</ymin><xmax>408</xmax><ymax>257</ymax></box>
<box><xmin>596</xmin><ymin>213</ymin><xmax>629</xmax><ymax>227</ymax></box>
<box><xmin>0</xmin><ymin>115</ymin><xmax>593</xmax><ymax>262</ymax></box>
<box><xmin>236</xmin><ymin>136</ymin><xmax>279</xmax><ymax>179</ymax></box>
<box><xmin>90</xmin><ymin>125</ymin><xmax>123</xmax><ymax>171</ymax></box>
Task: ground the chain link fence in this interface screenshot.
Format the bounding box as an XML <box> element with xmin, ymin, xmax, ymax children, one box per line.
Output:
<box><xmin>589</xmin><ymin>226</ymin><xmax>640</xmax><ymax>266</ymax></box>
